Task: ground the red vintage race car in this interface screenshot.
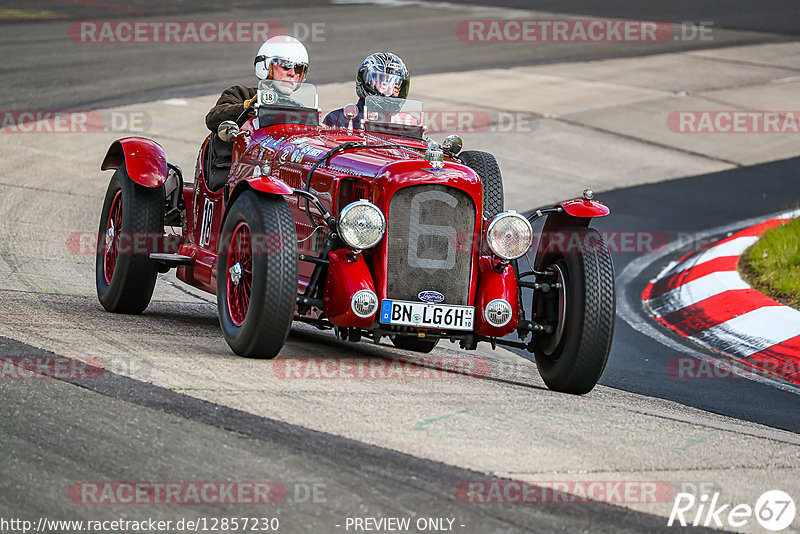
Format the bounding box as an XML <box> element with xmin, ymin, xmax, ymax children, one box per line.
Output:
<box><xmin>95</xmin><ymin>80</ymin><xmax>615</xmax><ymax>394</ymax></box>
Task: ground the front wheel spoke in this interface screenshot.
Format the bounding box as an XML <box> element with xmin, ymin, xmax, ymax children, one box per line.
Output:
<box><xmin>236</xmin><ymin>285</ymin><xmax>245</xmax><ymax>304</ymax></box>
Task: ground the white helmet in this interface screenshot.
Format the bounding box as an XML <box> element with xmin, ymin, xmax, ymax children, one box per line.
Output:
<box><xmin>254</xmin><ymin>35</ymin><xmax>309</xmax><ymax>81</ymax></box>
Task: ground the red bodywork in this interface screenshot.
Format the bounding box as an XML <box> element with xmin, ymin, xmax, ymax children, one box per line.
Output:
<box><xmin>106</xmin><ymin>114</ymin><xmax>608</xmax><ymax>343</ymax></box>
<box><xmin>559</xmin><ymin>198</ymin><xmax>610</xmax><ymax>218</ymax></box>
<box><xmin>473</xmin><ymin>257</ymin><xmax>520</xmax><ymax>337</ymax></box>
<box><xmin>323</xmin><ymin>249</ymin><xmax>377</xmax><ymax>328</ymax></box>
<box><xmin>101</xmin><ymin>138</ymin><xmax>168</xmax><ymax>188</ymax></box>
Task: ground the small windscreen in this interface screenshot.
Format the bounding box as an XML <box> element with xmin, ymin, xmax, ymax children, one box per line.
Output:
<box><xmin>363</xmin><ymin>95</ymin><xmax>424</xmax><ymax>137</ymax></box>
<box><xmin>257</xmin><ymin>80</ymin><xmax>318</xmax><ymax>109</ymax></box>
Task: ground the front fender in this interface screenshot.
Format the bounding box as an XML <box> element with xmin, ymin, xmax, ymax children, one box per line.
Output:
<box><xmin>223</xmin><ymin>179</ymin><xmax>295</xmax><ymax>233</ymax></box>
<box><xmin>101</xmin><ymin>137</ymin><xmax>168</xmax><ymax>188</ymax></box>
<box><xmin>244</xmin><ymin>175</ymin><xmax>294</xmax><ymax>196</ymax></box>
<box><xmin>533</xmin><ymin>198</ymin><xmax>610</xmax><ymax>271</ymax></box>
<box><xmin>559</xmin><ymin>198</ymin><xmax>610</xmax><ymax>218</ymax></box>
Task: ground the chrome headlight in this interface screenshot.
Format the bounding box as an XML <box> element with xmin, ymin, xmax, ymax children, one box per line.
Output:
<box><xmin>351</xmin><ymin>289</ymin><xmax>379</xmax><ymax>318</ymax></box>
<box><xmin>484</xmin><ymin>299</ymin><xmax>512</xmax><ymax>327</ymax></box>
<box><xmin>338</xmin><ymin>200</ymin><xmax>386</xmax><ymax>250</ymax></box>
<box><xmin>486</xmin><ymin>212</ymin><xmax>533</xmax><ymax>260</ymax></box>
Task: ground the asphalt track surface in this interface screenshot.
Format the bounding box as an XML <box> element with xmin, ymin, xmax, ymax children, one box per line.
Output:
<box><xmin>2</xmin><ymin>1</ymin><xmax>800</xmax><ymax>532</ymax></box>
<box><xmin>2</xmin><ymin>337</ymin><xmax>715</xmax><ymax>534</ymax></box>
<box><xmin>1</xmin><ymin>0</ymin><xmax>799</xmax><ymax>111</ymax></box>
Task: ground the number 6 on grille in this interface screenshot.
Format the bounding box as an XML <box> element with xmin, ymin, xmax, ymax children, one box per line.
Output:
<box><xmin>407</xmin><ymin>190</ymin><xmax>458</xmax><ymax>270</ymax></box>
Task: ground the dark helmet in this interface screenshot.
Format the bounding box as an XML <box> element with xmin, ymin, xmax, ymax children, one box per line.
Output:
<box><xmin>356</xmin><ymin>52</ymin><xmax>410</xmax><ymax>100</ymax></box>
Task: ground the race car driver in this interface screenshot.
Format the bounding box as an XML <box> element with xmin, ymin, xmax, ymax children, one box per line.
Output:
<box><xmin>205</xmin><ymin>35</ymin><xmax>309</xmax><ymax>132</ymax></box>
<box><xmin>323</xmin><ymin>52</ymin><xmax>410</xmax><ymax>129</ymax></box>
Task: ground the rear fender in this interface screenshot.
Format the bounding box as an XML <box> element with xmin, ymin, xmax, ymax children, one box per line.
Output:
<box><xmin>101</xmin><ymin>137</ymin><xmax>168</xmax><ymax>188</ymax></box>
<box><xmin>533</xmin><ymin>199</ymin><xmax>609</xmax><ymax>271</ymax></box>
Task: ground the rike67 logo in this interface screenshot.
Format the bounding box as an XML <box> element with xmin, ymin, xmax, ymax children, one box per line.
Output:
<box><xmin>669</xmin><ymin>490</ymin><xmax>796</xmax><ymax>531</ymax></box>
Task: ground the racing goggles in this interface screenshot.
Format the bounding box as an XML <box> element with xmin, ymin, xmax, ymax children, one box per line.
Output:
<box><xmin>270</xmin><ymin>57</ymin><xmax>308</xmax><ymax>77</ymax></box>
<box><xmin>366</xmin><ymin>71</ymin><xmax>404</xmax><ymax>96</ymax></box>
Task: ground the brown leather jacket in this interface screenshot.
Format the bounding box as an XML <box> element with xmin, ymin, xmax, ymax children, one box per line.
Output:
<box><xmin>205</xmin><ymin>85</ymin><xmax>257</xmax><ymax>132</ymax></box>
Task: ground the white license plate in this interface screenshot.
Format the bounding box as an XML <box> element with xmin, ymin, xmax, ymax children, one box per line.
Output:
<box><xmin>380</xmin><ymin>300</ymin><xmax>474</xmax><ymax>330</ymax></box>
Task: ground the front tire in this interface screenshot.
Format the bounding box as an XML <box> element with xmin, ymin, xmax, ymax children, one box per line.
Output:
<box><xmin>532</xmin><ymin>228</ymin><xmax>615</xmax><ymax>394</ymax></box>
<box><xmin>459</xmin><ymin>150</ymin><xmax>504</xmax><ymax>220</ymax></box>
<box><xmin>217</xmin><ymin>191</ymin><xmax>298</xmax><ymax>359</ymax></box>
<box><xmin>96</xmin><ymin>166</ymin><xmax>164</xmax><ymax>314</ymax></box>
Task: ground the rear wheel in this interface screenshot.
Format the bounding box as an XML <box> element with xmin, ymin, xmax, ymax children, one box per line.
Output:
<box><xmin>459</xmin><ymin>150</ymin><xmax>504</xmax><ymax>219</ymax></box>
<box><xmin>217</xmin><ymin>191</ymin><xmax>298</xmax><ymax>358</ymax></box>
<box><xmin>532</xmin><ymin>228</ymin><xmax>615</xmax><ymax>394</ymax></box>
<box><xmin>391</xmin><ymin>336</ymin><xmax>439</xmax><ymax>353</ymax></box>
<box><xmin>96</xmin><ymin>166</ymin><xmax>164</xmax><ymax>314</ymax></box>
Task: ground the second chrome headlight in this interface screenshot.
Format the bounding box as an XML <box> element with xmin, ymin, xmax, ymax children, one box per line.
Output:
<box><xmin>486</xmin><ymin>212</ymin><xmax>533</xmax><ymax>260</ymax></box>
<box><xmin>338</xmin><ymin>200</ymin><xmax>386</xmax><ymax>250</ymax></box>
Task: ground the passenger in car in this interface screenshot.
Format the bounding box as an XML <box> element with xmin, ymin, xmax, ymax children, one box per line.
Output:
<box><xmin>324</xmin><ymin>52</ymin><xmax>410</xmax><ymax>129</ymax></box>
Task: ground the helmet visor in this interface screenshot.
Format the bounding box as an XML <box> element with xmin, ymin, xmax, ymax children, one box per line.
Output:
<box><xmin>365</xmin><ymin>71</ymin><xmax>404</xmax><ymax>96</ymax></box>
<box><xmin>272</xmin><ymin>58</ymin><xmax>308</xmax><ymax>78</ymax></box>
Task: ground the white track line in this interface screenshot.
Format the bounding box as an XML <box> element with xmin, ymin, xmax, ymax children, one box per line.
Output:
<box><xmin>660</xmin><ymin>236</ymin><xmax>758</xmax><ymax>278</ymax></box>
<box><xmin>690</xmin><ymin>236</ymin><xmax>759</xmax><ymax>267</ymax></box>
<box><xmin>646</xmin><ymin>271</ymin><xmax>751</xmax><ymax>317</ymax></box>
<box><xmin>693</xmin><ymin>307</ymin><xmax>800</xmax><ymax>359</ymax></box>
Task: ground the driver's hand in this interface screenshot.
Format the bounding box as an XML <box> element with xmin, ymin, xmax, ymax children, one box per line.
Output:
<box><xmin>243</xmin><ymin>96</ymin><xmax>257</xmax><ymax>109</ymax></box>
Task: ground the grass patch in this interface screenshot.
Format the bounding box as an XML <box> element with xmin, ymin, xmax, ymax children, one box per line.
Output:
<box><xmin>740</xmin><ymin>216</ymin><xmax>800</xmax><ymax>310</ymax></box>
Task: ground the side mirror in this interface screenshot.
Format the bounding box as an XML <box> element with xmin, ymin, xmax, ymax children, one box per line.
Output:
<box><xmin>343</xmin><ymin>104</ymin><xmax>359</xmax><ymax>120</ymax></box>
<box><xmin>217</xmin><ymin>120</ymin><xmax>240</xmax><ymax>142</ymax></box>
<box><xmin>343</xmin><ymin>103</ymin><xmax>359</xmax><ymax>133</ymax></box>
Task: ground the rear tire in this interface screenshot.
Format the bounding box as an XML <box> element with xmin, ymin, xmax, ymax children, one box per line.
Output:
<box><xmin>217</xmin><ymin>191</ymin><xmax>298</xmax><ymax>359</ymax></box>
<box><xmin>96</xmin><ymin>166</ymin><xmax>164</xmax><ymax>314</ymax></box>
<box><xmin>459</xmin><ymin>150</ymin><xmax>504</xmax><ymax>219</ymax></box>
<box><xmin>532</xmin><ymin>228</ymin><xmax>615</xmax><ymax>394</ymax></box>
<box><xmin>391</xmin><ymin>337</ymin><xmax>439</xmax><ymax>353</ymax></box>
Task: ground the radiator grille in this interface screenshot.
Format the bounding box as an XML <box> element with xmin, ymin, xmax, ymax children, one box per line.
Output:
<box><xmin>386</xmin><ymin>185</ymin><xmax>475</xmax><ymax>305</ymax></box>
<box><xmin>353</xmin><ymin>182</ymin><xmax>370</xmax><ymax>200</ymax></box>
